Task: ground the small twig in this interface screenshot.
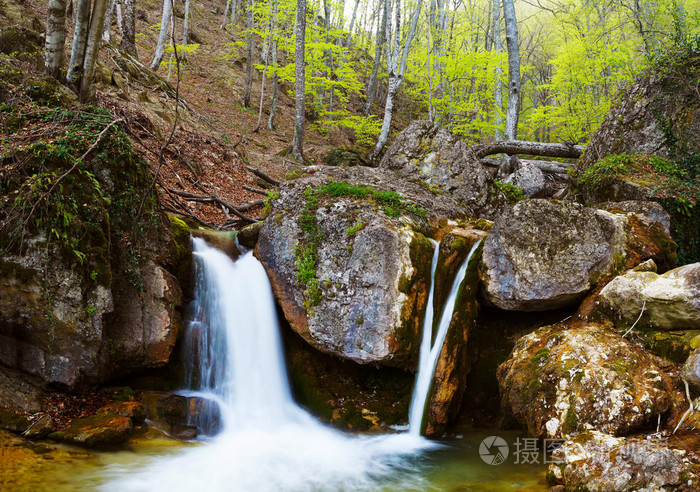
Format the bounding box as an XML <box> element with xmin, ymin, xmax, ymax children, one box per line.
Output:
<box><xmin>623</xmin><ymin>300</ymin><xmax>646</xmax><ymax>337</ymax></box>
<box><xmin>673</xmin><ymin>378</ymin><xmax>694</xmax><ymax>435</ymax></box>
<box><xmin>243</xmin><ymin>185</ymin><xmax>269</xmax><ymax>196</ymax></box>
<box><xmin>245</xmin><ymin>165</ymin><xmax>281</xmax><ymax>186</ymax></box>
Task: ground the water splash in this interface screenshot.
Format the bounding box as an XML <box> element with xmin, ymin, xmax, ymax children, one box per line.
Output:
<box><xmin>408</xmin><ymin>239</ymin><xmax>482</xmax><ymax>436</ymax></box>
<box><xmin>103</xmin><ymin>238</ymin><xmax>434</xmax><ymax>492</ymax></box>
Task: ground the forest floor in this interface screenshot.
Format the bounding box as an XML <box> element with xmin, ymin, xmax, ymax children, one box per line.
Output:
<box><xmin>91</xmin><ymin>0</ymin><xmax>402</xmax><ymax>228</ymax></box>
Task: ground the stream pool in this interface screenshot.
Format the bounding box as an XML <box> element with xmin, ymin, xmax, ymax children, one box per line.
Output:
<box><xmin>1</xmin><ymin>427</ymin><xmax>548</xmax><ymax>491</ymax></box>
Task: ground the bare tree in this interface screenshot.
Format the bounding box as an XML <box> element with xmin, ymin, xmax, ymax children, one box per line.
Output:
<box><xmin>267</xmin><ymin>0</ymin><xmax>279</xmax><ymax>130</ymax></box>
<box><xmin>364</xmin><ymin>0</ymin><xmax>389</xmax><ymax>116</ymax></box>
<box><xmin>492</xmin><ymin>0</ymin><xmax>503</xmax><ymax>139</ymax></box>
<box><xmin>67</xmin><ymin>0</ymin><xmax>91</xmax><ymax>84</ymax></box>
<box><xmin>291</xmin><ymin>0</ymin><xmax>306</xmax><ymax>161</ymax></box>
<box><xmin>150</xmin><ymin>0</ymin><xmax>174</xmax><ymax>71</ymax></box>
<box><xmin>369</xmin><ymin>0</ymin><xmax>422</xmax><ymax>162</ymax></box>
<box><xmin>241</xmin><ymin>0</ymin><xmax>255</xmax><ymax>107</ymax></box>
<box><xmin>121</xmin><ymin>0</ymin><xmax>137</xmax><ymax>56</ymax></box>
<box><xmin>79</xmin><ymin>0</ymin><xmax>110</xmax><ymax>102</ymax></box>
<box><xmin>45</xmin><ymin>0</ymin><xmax>67</xmax><ymax>79</ymax></box>
<box><xmin>502</xmin><ymin>0</ymin><xmax>521</xmax><ymax>140</ymax></box>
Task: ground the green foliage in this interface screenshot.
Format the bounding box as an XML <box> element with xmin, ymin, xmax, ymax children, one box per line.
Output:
<box><xmin>261</xmin><ymin>189</ymin><xmax>280</xmax><ymax>218</ymax></box>
<box><xmin>346</xmin><ymin>219</ymin><xmax>365</xmax><ymax>237</ymax></box>
<box><xmin>493</xmin><ymin>180</ymin><xmax>528</xmax><ymax>202</ymax></box>
<box><xmin>577</xmin><ymin>154</ymin><xmax>635</xmax><ymax>192</ymax></box>
<box><xmin>0</xmin><ymin>104</ymin><xmax>162</xmax><ymax>285</ymax></box>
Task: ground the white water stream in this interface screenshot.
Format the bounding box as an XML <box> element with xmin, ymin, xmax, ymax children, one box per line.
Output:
<box><xmin>104</xmin><ymin>238</ymin><xmax>441</xmax><ymax>492</ymax></box>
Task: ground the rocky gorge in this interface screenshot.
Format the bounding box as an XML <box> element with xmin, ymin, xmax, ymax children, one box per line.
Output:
<box><xmin>1</xmin><ymin>27</ymin><xmax>700</xmax><ymax>492</ymax></box>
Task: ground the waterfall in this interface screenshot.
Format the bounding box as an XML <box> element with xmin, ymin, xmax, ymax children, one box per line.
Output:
<box><xmin>104</xmin><ymin>237</ymin><xmax>434</xmax><ymax>492</ymax></box>
<box><xmin>408</xmin><ymin>239</ymin><xmax>482</xmax><ymax>436</ymax></box>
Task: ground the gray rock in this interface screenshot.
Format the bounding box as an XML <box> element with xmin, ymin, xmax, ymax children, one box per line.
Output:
<box><xmin>479</xmin><ymin>200</ymin><xmax>629</xmax><ymax>311</ymax></box>
<box><xmin>378</xmin><ymin>120</ymin><xmax>491</xmax><ymax>216</ymax></box>
<box><xmin>255</xmin><ymin>168</ymin><xmax>464</xmax><ymax>368</ymax></box>
<box><xmin>593</xmin><ymin>263</ymin><xmax>700</xmax><ymax>332</ymax></box>
<box><xmin>682</xmin><ymin>347</ymin><xmax>700</xmax><ymax>390</ymax></box>
<box><xmin>548</xmin><ymin>431</ymin><xmax>697</xmax><ymax>491</ymax></box>
<box><xmin>503</xmin><ymin>163</ymin><xmax>545</xmax><ymax>197</ymax></box>
<box><xmin>599</xmin><ymin>200</ymin><xmax>672</xmax><ymax>235</ymax></box>
<box><xmin>498</xmin><ymin>322</ymin><xmax>671</xmax><ymax>439</ymax></box>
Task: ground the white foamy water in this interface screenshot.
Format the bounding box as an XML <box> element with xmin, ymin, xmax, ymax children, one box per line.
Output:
<box><xmin>103</xmin><ymin>238</ymin><xmax>435</xmax><ymax>492</ymax></box>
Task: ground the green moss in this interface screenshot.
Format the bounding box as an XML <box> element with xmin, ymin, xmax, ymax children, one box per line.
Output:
<box><xmin>530</xmin><ymin>347</ymin><xmax>551</xmax><ymax>364</ymax></box>
<box><xmin>493</xmin><ymin>180</ymin><xmax>528</xmax><ymax>202</ymax></box>
<box><xmin>0</xmin><ymin>259</ymin><xmax>36</xmax><ymax>283</ymax></box>
<box><xmin>564</xmin><ymin>405</ymin><xmax>578</xmax><ymax>431</ymax></box>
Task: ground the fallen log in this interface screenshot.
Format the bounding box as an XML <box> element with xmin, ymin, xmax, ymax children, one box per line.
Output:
<box><xmin>245</xmin><ymin>166</ymin><xmax>281</xmax><ymax>187</ymax></box>
<box><xmin>474</xmin><ymin>140</ymin><xmax>585</xmax><ymax>159</ymax></box>
<box><xmin>481</xmin><ymin>157</ymin><xmax>572</xmax><ymax>175</ymax></box>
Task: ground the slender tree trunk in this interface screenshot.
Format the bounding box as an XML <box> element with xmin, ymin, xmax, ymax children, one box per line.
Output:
<box><xmin>121</xmin><ymin>0</ymin><xmax>136</xmax><ymax>56</ymax></box>
<box><xmin>181</xmin><ymin>0</ymin><xmax>191</xmax><ymax>60</ymax></box>
<box><xmin>102</xmin><ymin>0</ymin><xmax>116</xmax><ymax>43</ymax></box>
<box><xmin>266</xmin><ymin>0</ymin><xmax>279</xmax><ymax>130</ymax></box>
<box><xmin>344</xmin><ymin>0</ymin><xmax>360</xmax><ymax>48</ymax></box>
<box><xmin>67</xmin><ymin>0</ymin><xmax>91</xmax><ymax>84</ymax></box>
<box><xmin>370</xmin><ymin>0</ymin><xmax>422</xmax><ymax>162</ymax></box>
<box><xmin>323</xmin><ymin>0</ymin><xmax>334</xmax><ymax>115</ymax></box>
<box><xmin>79</xmin><ymin>0</ymin><xmax>109</xmax><ymax>102</ymax></box>
<box><xmin>241</xmin><ymin>0</ymin><xmax>255</xmax><ymax>107</ymax></box>
<box><xmin>502</xmin><ymin>0</ymin><xmax>520</xmax><ymax>141</ymax></box>
<box><xmin>291</xmin><ymin>0</ymin><xmax>306</xmax><ymax>161</ymax></box>
<box><xmin>45</xmin><ymin>0</ymin><xmax>67</xmax><ymax>79</ymax></box>
<box><xmin>221</xmin><ymin>0</ymin><xmax>232</xmax><ymax>29</ymax></box>
<box><xmin>150</xmin><ymin>0</ymin><xmax>173</xmax><ymax>71</ymax></box>
<box><xmin>364</xmin><ymin>0</ymin><xmax>388</xmax><ymax>116</ymax></box>
<box><xmin>492</xmin><ymin>0</ymin><xmax>503</xmax><ymax>139</ymax></box>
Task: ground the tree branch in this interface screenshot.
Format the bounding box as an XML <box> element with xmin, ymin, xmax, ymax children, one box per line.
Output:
<box><xmin>474</xmin><ymin>140</ymin><xmax>585</xmax><ymax>159</ymax></box>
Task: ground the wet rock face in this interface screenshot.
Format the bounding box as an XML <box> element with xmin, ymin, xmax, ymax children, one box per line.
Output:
<box><xmin>498</xmin><ymin>322</ymin><xmax>671</xmax><ymax>439</ymax></box>
<box><xmin>48</xmin><ymin>414</ymin><xmax>133</xmax><ymax>448</ymax></box>
<box><xmin>378</xmin><ymin>120</ymin><xmax>491</xmax><ymax>216</ymax></box>
<box><xmin>479</xmin><ymin>199</ymin><xmax>677</xmax><ymax>311</ymax></box>
<box><xmin>548</xmin><ymin>431</ymin><xmax>698</xmax><ymax>491</ymax></box>
<box><xmin>682</xmin><ymin>346</ymin><xmax>700</xmax><ymax>390</ymax></box>
<box><xmin>256</xmin><ymin>170</ymin><xmax>445</xmax><ymax>368</ymax></box>
<box><xmin>592</xmin><ymin>263</ymin><xmax>700</xmax><ymax>332</ymax></box>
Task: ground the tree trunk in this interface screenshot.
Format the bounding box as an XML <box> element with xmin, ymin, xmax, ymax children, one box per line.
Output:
<box><xmin>181</xmin><ymin>0</ymin><xmax>191</xmax><ymax>61</ymax></box>
<box><xmin>344</xmin><ymin>0</ymin><xmax>360</xmax><ymax>48</ymax></box>
<box><xmin>66</xmin><ymin>0</ymin><xmax>91</xmax><ymax>84</ymax></box>
<box><xmin>502</xmin><ymin>0</ymin><xmax>520</xmax><ymax>140</ymax></box>
<box><xmin>492</xmin><ymin>0</ymin><xmax>503</xmax><ymax>140</ymax></box>
<box><xmin>266</xmin><ymin>0</ymin><xmax>278</xmax><ymax>130</ymax></box>
<box><xmin>102</xmin><ymin>0</ymin><xmax>117</xmax><ymax>43</ymax></box>
<box><xmin>45</xmin><ymin>0</ymin><xmax>67</xmax><ymax>79</ymax></box>
<box><xmin>474</xmin><ymin>140</ymin><xmax>585</xmax><ymax>159</ymax></box>
<box><xmin>291</xmin><ymin>0</ymin><xmax>306</xmax><ymax>161</ymax></box>
<box><xmin>120</xmin><ymin>0</ymin><xmax>136</xmax><ymax>56</ymax></box>
<box><xmin>221</xmin><ymin>0</ymin><xmax>232</xmax><ymax>29</ymax></box>
<box><xmin>150</xmin><ymin>0</ymin><xmax>173</xmax><ymax>71</ymax></box>
<box><xmin>79</xmin><ymin>0</ymin><xmax>109</xmax><ymax>102</ymax></box>
<box><xmin>241</xmin><ymin>0</ymin><xmax>255</xmax><ymax>108</ymax></box>
<box><xmin>369</xmin><ymin>0</ymin><xmax>422</xmax><ymax>162</ymax></box>
<box><xmin>364</xmin><ymin>0</ymin><xmax>389</xmax><ymax>116</ymax></box>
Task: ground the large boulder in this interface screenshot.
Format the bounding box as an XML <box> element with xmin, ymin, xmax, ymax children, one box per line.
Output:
<box><xmin>378</xmin><ymin>121</ymin><xmax>492</xmax><ymax>216</ymax></box>
<box><xmin>255</xmin><ymin>167</ymin><xmax>467</xmax><ymax>368</ymax></box>
<box><xmin>576</xmin><ymin>56</ymin><xmax>700</xmax><ymax>178</ymax></box>
<box><xmin>547</xmin><ymin>431</ymin><xmax>698</xmax><ymax>491</ymax></box>
<box><xmin>592</xmin><ymin>263</ymin><xmax>700</xmax><ymax>332</ymax></box>
<box><xmin>479</xmin><ymin>199</ymin><xmax>676</xmax><ymax>311</ymax></box>
<box><xmin>0</xmin><ymin>109</ymin><xmax>183</xmax><ymax>397</ymax></box>
<box><xmin>498</xmin><ymin>322</ymin><xmax>672</xmax><ymax>439</ymax></box>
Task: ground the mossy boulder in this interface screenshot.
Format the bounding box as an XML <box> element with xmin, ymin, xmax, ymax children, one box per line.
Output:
<box><xmin>255</xmin><ymin>167</ymin><xmax>466</xmax><ymax>369</ymax></box>
<box><xmin>0</xmin><ymin>107</ymin><xmax>184</xmax><ymax>394</ymax></box>
<box><xmin>547</xmin><ymin>430</ymin><xmax>698</xmax><ymax>491</ymax></box>
<box><xmin>591</xmin><ymin>263</ymin><xmax>700</xmax><ymax>332</ymax></box>
<box><xmin>479</xmin><ymin>199</ymin><xmax>675</xmax><ymax>311</ymax></box>
<box><xmin>48</xmin><ymin>414</ymin><xmax>133</xmax><ymax>448</ymax></box>
<box><xmin>498</xmin><ymin>322</ymin><xmax>672</xmax><ymax>439</ymax></box>
<box><xmin>378</xmin><ymin>120</ymin><xmax>493</xmax><ymax>218</ymax></box>
<box><xmin>0</xmin><ymin>407</ymin><xmax>30</xmax><ymax>433</ymax></box>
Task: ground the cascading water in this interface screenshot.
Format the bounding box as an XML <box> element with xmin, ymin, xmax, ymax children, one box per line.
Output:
<box><xmin>104</xmin><ymin>238</ymin><xmax>433</xmax><ymax>492</ymax></box>
<box><xmin>408</xmin><ymin>239</ymin><xmax>483</xmax><ymax>436</ymax></box>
